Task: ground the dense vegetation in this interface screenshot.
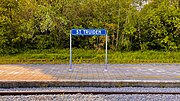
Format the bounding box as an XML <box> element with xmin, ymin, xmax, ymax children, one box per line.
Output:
<box><xmin>0</xmin><ymin>0</ymin><xmax>180</xmax><ymax>54</ymax></box>
<box><xmin>0</xmin><ymin>49</ymin><xmax>180</xmax><ymax>64</ymax></box>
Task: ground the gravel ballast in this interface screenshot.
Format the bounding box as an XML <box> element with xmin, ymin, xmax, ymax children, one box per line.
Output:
<box><xmin>1</xmin><ymin>94</ymin><xmax>180</xmax><ymax>101</ymax></box>
<box><xmin>1</xmin><ymin>87</ymin><xmax>180</xmax><ymax>101</ymax></box>
<box><xmin>1</xmin><ymin>87</ymin><xmax>180</xmax><ymax>92</ymax></box>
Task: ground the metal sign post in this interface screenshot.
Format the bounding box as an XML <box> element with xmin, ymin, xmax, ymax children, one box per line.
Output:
<box><xmin>104</xmin><ymin>33</ymin><xmax>108</xmax><ymax>71</ymax></box>
<box><xmin>69</xmin><ymin>30</ymin><xmax>72</xmax><ymax>71</ymax></box>
<box><xmin>70</xmin><ymin>29</ymin><xmax>108</xmax><ymax>72</ymax></box>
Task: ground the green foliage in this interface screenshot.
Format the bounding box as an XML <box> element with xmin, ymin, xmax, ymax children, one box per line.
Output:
<box><xmin>138</xmin><ymin>0</ymin><xmax>180</xmax><ymax>51</ymax></box>
<box><xmin>0</xmin><ymin>49</ymin><xmax>180</xmax><ymax>64</ymax></box>
<box><xmin>0</xmin><ymin>0</ymin><xmax>179</xmax><ymax>54</ymax></box>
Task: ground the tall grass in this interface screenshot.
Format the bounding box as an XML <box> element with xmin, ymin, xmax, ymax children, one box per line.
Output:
<box><xmin>0</xmin><ymin>49</ymin><xmax>180</xmax><ymax>64</ymax></box>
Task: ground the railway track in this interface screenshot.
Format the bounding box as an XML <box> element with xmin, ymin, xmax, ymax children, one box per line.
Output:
<box><xmin>1</xmin><ymin>91</ymin><xmax>180</xmax><ymax>95</ymax></box>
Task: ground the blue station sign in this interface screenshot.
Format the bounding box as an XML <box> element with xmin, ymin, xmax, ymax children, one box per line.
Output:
<box><xmin>71</xmin><ymin>29</ymin><xmax>106</xmax><ymax>36</ymax></box>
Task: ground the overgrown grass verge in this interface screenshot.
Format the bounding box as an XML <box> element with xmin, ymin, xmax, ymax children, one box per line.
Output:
<box><xmin>0</xmin><ymin>49</ymin><xmax>180</xmax><ymax>64</ymax></box>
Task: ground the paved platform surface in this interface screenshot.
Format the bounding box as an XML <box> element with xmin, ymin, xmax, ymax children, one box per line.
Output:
<box><xmin>1</xmin><ymin>64</ymin><xmax>180</xmax><ymax>80</ymax></box>
<box><xmin>0</xmin><ymin>64</ymin><xmax>180</xmax><ymax>87</ymax></box>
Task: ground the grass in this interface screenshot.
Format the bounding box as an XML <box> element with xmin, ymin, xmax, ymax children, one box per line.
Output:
<box><xmin>0</xmin><ymin>49</ymin><xmax>180</xmax><ymax>64</ymax></box>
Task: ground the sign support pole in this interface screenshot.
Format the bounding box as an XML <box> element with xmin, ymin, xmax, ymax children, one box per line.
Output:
<box><xmin>104</xmin><ymin>33</ymin><xmax>108</xmax><ymax>71</ymax></box>
<box><xmin>70</xmin><ymin>29</ymin><xmax>107</xmax><ymax>72</ymax></box>
<box><xmin>69</xmin><ymin>31</ymin><xmax>72</xmax><ymax>71</ymax></box>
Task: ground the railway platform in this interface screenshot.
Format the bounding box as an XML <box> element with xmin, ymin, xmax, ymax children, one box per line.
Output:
<box><xmin>0</xmin><ymin>64</ymin><xmax>180</xmax><ymax>88</ymax></box>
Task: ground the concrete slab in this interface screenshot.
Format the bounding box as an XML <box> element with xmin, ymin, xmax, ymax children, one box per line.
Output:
<box><xmin>0</xmin><ymin>64</ymin><xmax>180</xmax><ymax>87</ymax></box>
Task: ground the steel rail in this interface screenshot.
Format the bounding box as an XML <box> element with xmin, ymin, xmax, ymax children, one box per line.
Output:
<box><xmin>1</xmin><ymin>91</ymin><xmax>180</xmax><ymax>95</ymax></box>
